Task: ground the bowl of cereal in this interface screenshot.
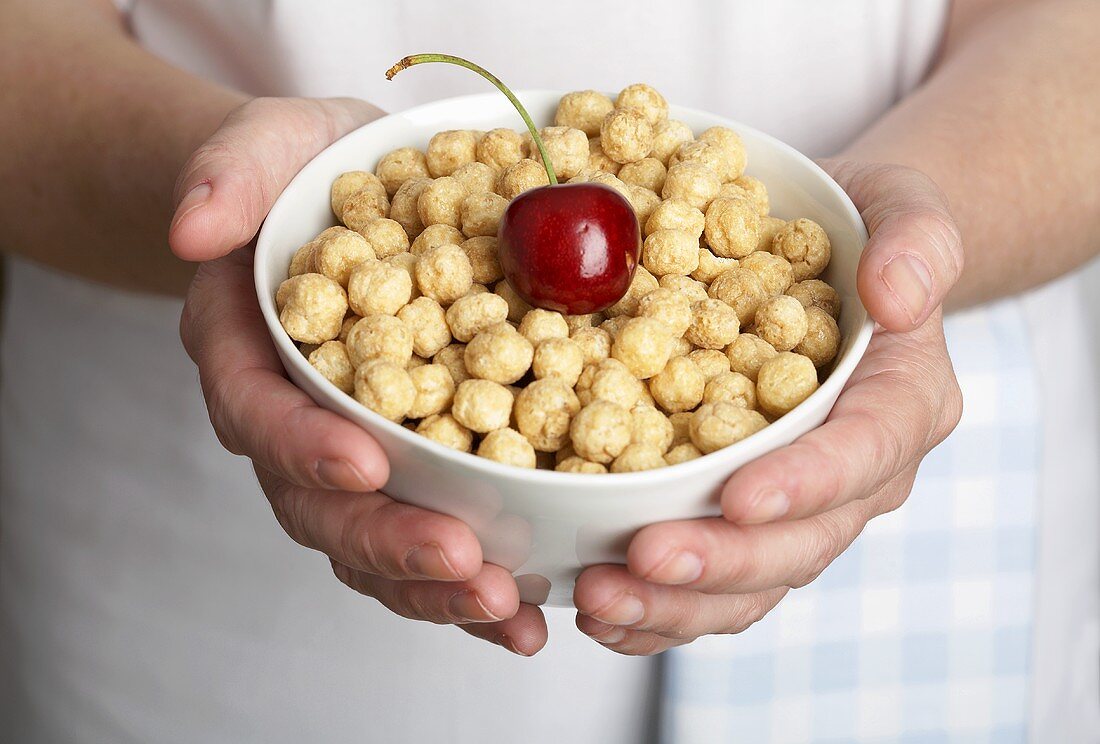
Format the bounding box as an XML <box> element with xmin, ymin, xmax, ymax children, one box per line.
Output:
<box><xmin>255</xmin><ymin>86</ymin><xmax>874</xmax><ymax>607</ymax></box>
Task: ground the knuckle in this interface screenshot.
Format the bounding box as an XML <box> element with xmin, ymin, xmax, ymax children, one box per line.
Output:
<box><xmin>790</xmin><ymin>519</ymin><xmax>849</xmax><ymax>588</ymax></box>
<box><xmin>724</xmin><ymin>594</ymin><xmax>773</xmax><ymax>634</ymax></box>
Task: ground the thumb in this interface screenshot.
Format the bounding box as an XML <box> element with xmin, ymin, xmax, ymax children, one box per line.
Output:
<box><xmin>823</xmin><ymin>160</ymin><xmax>964</xmax><ymax>332</ymax></box>
<box><xmin>169</xmin><ymin>96</ymin><xmax>384</xmax><ymax>262</ymax></box>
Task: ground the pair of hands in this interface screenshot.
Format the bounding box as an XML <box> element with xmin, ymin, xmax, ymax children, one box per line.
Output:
<box><xmin>169</xmin><ymin>97</ymin><xmax>963</xmax><ymax>656</ymax></box>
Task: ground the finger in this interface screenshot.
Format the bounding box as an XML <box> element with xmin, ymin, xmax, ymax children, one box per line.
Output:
<box><xmin>824</xmin><ymin>160</ymin><xmax>964</xmax><ymax>332</ymax></box>
<box><xmin>459</xmin><ymin>603</ymin><xmax>549</xmax><ymax>657</ymax></box>
<box><xmin>181</xmin><ymin>250</ymin><xmax>389</xmax><ymax>491</ymax></box>
<box><xmin>575</xmin><ymin>614</ymin><xmax>689</xmax><ymax>656</ymax></box>
<box><xmin>576</xmin><ymin>564</ymin><xmax>787</xmax><ymax>638</ymax></box>
<box><xmin>169</xmin><ymin>97</ymin><xmax>383</xmax><ymax>261</ymax></box>
<box><xmin>721</xmin><ymin>319</ymin><xmax>961</xmax><ymax>524</ymax></box>
<box><xmin>257</xmin><ymin>469</ymin><xmax>483</xmax><ymax>581</ymax></box>
<box><xmin>332</xmin><ymin>561</ymin><xmax>520</xmax><ymax>625</ymax></box>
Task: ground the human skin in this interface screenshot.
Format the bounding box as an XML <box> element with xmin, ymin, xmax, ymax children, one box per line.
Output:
<box><xmin>1</xmin><ymin>0</ymin><xmax>1097</xmax><ymax>655</ymax></box>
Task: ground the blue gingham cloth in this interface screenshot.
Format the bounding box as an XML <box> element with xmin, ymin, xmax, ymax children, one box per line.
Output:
<box><xmin>660</xmin><ymin>298</ymin><xmax>1041</xmax><ymax>744</ymax></box>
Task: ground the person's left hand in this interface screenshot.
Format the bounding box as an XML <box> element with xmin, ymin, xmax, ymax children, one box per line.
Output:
<box><xmin>574</xmin><ymin>161</ymin><xmax>966</xmax><ymax>654</ymax></box>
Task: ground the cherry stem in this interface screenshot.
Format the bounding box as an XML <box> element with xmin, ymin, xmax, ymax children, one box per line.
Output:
<box><xmin>386</xmin><ymin>53</ymin><xmax>558</xmax><ymax>186</ymax></box>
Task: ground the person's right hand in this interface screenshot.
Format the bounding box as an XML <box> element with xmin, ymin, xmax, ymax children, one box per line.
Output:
<box><xmin>168</xmin><ymin>97</ymin><xmax>547</xmax><ymax>656</ymax></box>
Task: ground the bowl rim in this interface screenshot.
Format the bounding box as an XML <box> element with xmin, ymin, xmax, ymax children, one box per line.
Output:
<box><xmin>255</xmin><ymin>90</ymin><xmax>875</xmax><ymax>489</ymax></box>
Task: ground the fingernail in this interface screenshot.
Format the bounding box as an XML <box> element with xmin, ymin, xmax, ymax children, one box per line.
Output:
<box><xmin>646</xmin><ymin>550</ymin><xmax>704</xmax><ymax>585</ymax></box>
<box><xmin>741</xmin><ymin>488</ymin><xmax>790</xmax><ymax>523</ymax></box>
<box><xmin>593</xmin><ymin>594</ymin><xmax>645</xmax><ymax>625</ymax></box>
<box><xmin>497</xmin><ymin>634</ymin><xmax>530</xmax><ymax>657</ymax></box>
<box><xmin>315</xmin><ymin>459</ymin><xmax>372</xmax><ymax>491</ymax></box>
<box><xmin>405</xmin><ymin>542</ymin><xmax>461</xmax><ymax>580</ymax></box>
<box><xmin>448</xmin><ymin>590</ymin><xmax>502</xmax><ymax>622</ymax></box>
<box><xmin>594</xmin><ymin>626</ymin><xmax>627</xmax><ymax>644</ymax></box>
<box><xmin>174</xmin><ymin>182</ymin><xmax>212</xmax><ymax>226</ymax></box>
<box><xmin>880</xmin><ymin>252</ymin><xmax>933</xmax><ymax>325</ymax></box>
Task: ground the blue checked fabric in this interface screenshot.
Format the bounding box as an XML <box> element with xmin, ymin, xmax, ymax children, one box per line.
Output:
<box><xmin>660</xmin><ymin>298</ymin><xmax>1041</xmax><ymax>744</ymax></box>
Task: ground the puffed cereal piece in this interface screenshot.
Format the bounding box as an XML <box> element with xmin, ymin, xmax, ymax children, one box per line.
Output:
<box><xmin>410</xmin><ymin>223</ymin><xmax>465</xmax><ymax>257</ymax></box>
<box><xmin>787</xmin><ymin>279</ymin><xmax>841</xmax><ymax>320</ymax></box>
<box><xmin>637</xmin><ymin>287</ymin><xmax>692</xmax><ymax>338</ymax></box>
<box><xmin>565</xmin><ymin>313</ymin><xmax>603</xmax><ymax>333</ymax></box>
<box><xmin>416</xmin><ymin>413</ymin><xmax>474</xmax><ymax>452</ymax></box>
<box><xmin>616</xmin><ymin>83</ymin><xmax>669</xmax><ymax>126</ymax></box>
<box><xmin>627</xmin><ymin>186</ymin><xmax>661</xmax><ymax>224</ymax></box>
<box><xmin>384</xmin><ymin>252</ymin><xmax>421</xmax><ymax>300</ymax></box>
<box><xmin>459</xmin><ymin>236</ymin><xmax>503</xmax><ymax>285</ymax></box>
<box><xmin>310</xmin><ymin>227</ymin><xmax>375</xmax><ymax>287</ymax></box>
<box><xmin>308</xmin><ymin>340</ymin><xmax>354</xmax><ymax>394</ymax></box>
<box><xmin>389</xmin><ymin>177</ymin><xmax>432</xmax><ymax>238</ymax></box>
<box><xmin>689</xmin><ymin>401</ymin><xmax>768</xmax><ymax>454</ymax></box>
<box><xmin>276</xmin><ymin>273</ymin><xmax>347</xmax><ymax>344</ymax></box>
<box><xmin>668</xmin><ymin>411</ymin><xmax>693</xmax><ymax>447</ymax></box>
<box><xmin>476</xmin><ymin>128</ymin><xmax>525</xmax><ymax>170</ymax></box>
<box><xmin>669</xmin><ymin>336</ymin><xmax>692</xmax><ymax>358</ymax></box>
<box><xmin>740</xmin><ymin>251</ymin><xmax>795</xmax><ymax>296</ymax></box>
<box><xmin>691</xmin><ymin>248</ymin><xmax>739</xmax><ymax>284</ymax></box>
<box><xmin>433</xmin><ymin>343</ymin><xmax>470</xmax><ymax>385</ymax></box>
<box><xmin>532</xmin><ymin>337</ymin><xmax>585</xmax><ymax>387</ymax></box>
<box><xmin>452</xmin><ymin>162</ymin><xmax>498</xmax><ymax>196</ymax></box>
<box><xmin>685</xmin><ymin>298</ymin><xmax>740</xmax><ymax>349</ymax></box>
<box><xmin>570</xmin><ymin>400</ymin><xmax>633</xmax><ymax>464</ymax></box>
<box><xmin>497</xmin><ymin>159</ymin><xmax>550</xmax><ymax>200</ymax></box>
<box><xmin>757</xmin><ymin>352</ymin><xmax>819</xmax><ymax>417</ymax></box>
<box><xmin>644</xmin><ymin>199</ymin><xmax>704</xmax><ymax>238</ymax></box>
<box><xmin>575</xmin><ymin>358</ymin><xmax>646</xmax><ymax>409</ymax></box>
<box><xmin>477</xmin><ymin>428</ymin><xmax>537</xmax><ymax>468</ymax></box>
<box><xmin>704</xmin><ymin>197</ymin><xmax>762</xmax><ymax>259</ymax></box>
<box><xmin>445</xmin><ymin>292</ymin><xmax>509</xmax><ymax>343</ymax></box>
<box><xmin>375</xmin><ymin>147</ymin><xmax>430</xmax><ymax>197</ymax></box>
<box><xmin>618</xmin><ymin>157</ymin><xmax>667</xmax><ymax>194</ymax></box>
<box><xmin>554</xmin><ymin>90</ymin><xmax>615</xmax><ymax>136</ymax></box>
<box><xmin>649</xmin><ymin>356</ymin><xmax>706</xmax><ymax>413</ymax></box>
<box><xmin>460</xmin><ymin>191</ymin><xmax>508</xmax><ymax>238</ymax></box>
<box><xmin>649</xmin><ymin>119</ymin><xmax>694</xmax><ymax>165</ymax></box>
<box><xmin>709</xmin><ymin>267</ymin><xmax>768</xmax><ymax>325</ymax></box>
<box><xmin>452</xmin><ymin>379</ymin><xmax>514</xmax><ymax>433</ymax></box>
<box><xmin>725</xmin><ymin>333</ymin><xmax>778</xmax><ymax>382</ymax></box>
<box><xmin>659</xmin><ymin>274</ymin><xmax>709</xmax><ymax>304</ymax></box>
<box><xmin>754</xmin><ymin>295</ymin><xmax>809</xmax><ymax>351</ymax></box>
<box><xmin>697</xmin><ymin>126</ymin><xmax>748</xmax><ymax>181</ymax></box>
<box><xmin>518</xmin><ymin>308</ymin><xmax>570</xmax><ymax>347</ymax></box>
<box><xmin>405</xmin><ymin>363</ymin><xmax>455</xmax><ymax>419</ymax></box>
<box><xmin>426</xmin><ymin>130</ymin><xmax>478</xmax><ymax>177</ymax></box>
<box><xmin>417</xmin><ymin>176</ymin><xmax>467</xmax><ymax>229</ymax></box>
<box><xmin>794</xmin><ymin>306</ymin><xmax>841</xmax><ymax>368</ymax></box>
<box><xmin>687</xmin><ymin>348</ymin><xmax>731</xmax><ymax>381</ymax></box>
<box><xmin>630</xmin><ymin>404</ymin><xmax>674</xmax><ymax>452</ymax></box>
<box><xmin>610</xmin><ymin>443</ymin><xmax>667</xmax><ymax>473</ymax></box>
<box><xmin>340</xmin><ymin>188</ymin><xmax>389</xmax><ymax>233</ymax></box>
<box><xmin>605</xmin><ymin>266</ymin><xmax>659</xmax><ymax>317</ymax></box>
<box><xmin>612</xmin><ymin>317</ymin><xmax>674</xmax><ymax>379</ymax></box>
<box><xmin>571</xmin><ymin>327</ymin><xmax>613</xmax><ymax>366</ymax></box>
<box><xmin>642</xmin><ymin>229</ymin><xmax>699</xmax><ymax>277</ymax></box>
<box><xmin>670</xmin><ymin>140</ymin><xmax>727</xmax><ymax>178</ymax></box>
<box><xmin>514</xmin><ymin>378</ymin><xmax>581</xmax><ymax>451</ymax></box>
<box><xmin>757</xmin><ymin>215</ymin><xmax>787</xmax><ymax>252</ymax></box>
<box><xmin>354</xmin><ymin>361</ymin><xmax>416</xmax><ymax>422</ymax></box>
<box><xmin>599</xmin><ymin>108</ymin><xmax>654</xmax><ymax>164</ymax></box>
<box><xmin>527</xmin><ymin>126</ymin><xmax>588</xmax><ymax>180</ymax></box>
<box><xmin>465</xmin><ymin>326</ymin><xmax>534</xmax><ymax>384</ymax></box>
<box><xmin>415</xmin><ymin>243</ymin><xmax>473</xmax><ymax>305</ymax></box>
<box><xmin>587</xmin><ymin>138</ymin><xmax>621</xmax><ymax>174</ymax></box>
<box><xmin>494</xmin><ymin>280</ymin><xmax>533</xmax><ymax>323</ymax></box>
<box><xmin>703</xmin><ymin>371</ymin><xmax>756</xmax><ymax>409</ymax></box>
<box><xmin>347</xmin><ymin>260</ymin><xmax>412</xmax><ymax>317</ymax></box>
<box><xmin>556</xmin><ymin>456</ymin><xmax>608</xmax><ymax>474</ymax></box>
<box><xmin>331</xmin><ymin>171</ymin><xmax>387</xmax><ymax>217</ymax></box>
<box><xmin>600</xmin><ymin>315</ymin><xmax>632</xmax><ymax>339</ymax></box>
<box><xmin>397</xmin><ymin>296</ymin><xmax>452</xmax><ymax>358</ymax></box>
<box><xmin>407</xmin><ymin>355</ymin><xmax>429</xmax><ymax>370</ymax></box>
<box><xmin>345</xmin><ymin>314</ymin><xmax>413</xmax><ymax>368</ymax></box>
<box><xmin>339</xmin><ymin>315</ymin><xmax>361</xmax><ymax>343</ymax></box>
<box><xmin>356</xmin><ymin>217</ymin><xmax>410</xmax><ymax>259</ymax></box>
<box><xmin>723</xmin><ymin>175</ymin><xmax>769</xmax><ymax>215</ymax></box>
<box><xmin>662</xmin><ymin>162</ymin><xmax>721</xmax><ymax>211</ymax></box>
<box><xmin>771</xmin><ymin>218</ymin><xmax>832</xmax><ymax>281</ymax></box>
<box><xmin>288</xmin><ymin>230</ymin><xmax>330</xmax><ymax>276</ymax></box>
<box><xmin>664</xmin><ymin>442</ymin><xmax>703</xmax><ymax>465</ymax></box>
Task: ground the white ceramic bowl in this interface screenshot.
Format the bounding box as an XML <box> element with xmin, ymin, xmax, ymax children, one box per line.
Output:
<box><xmin>255</xmin><ymin>91</ymin><xmax>873</xmax><ymax>607</ymax></box>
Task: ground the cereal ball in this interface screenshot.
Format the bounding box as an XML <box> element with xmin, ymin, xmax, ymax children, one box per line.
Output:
<box><xmin>478</xmin><ymin>428</ymin><xmax>537</xmax><ymax>468</ymax></box>
<box><xmin>452</xmin><ymin>161</ymin><xmax>498</xmax><ymax>196</ymax></box>
<box><xmin>308</xmin><ymin>340</ymin><xmax>354</xmax><ymax>394</ymax></box>
<box><xmin>618</xmin><ymin>157</ymin><xmax>667</xmax><ymax>194</ymax></box>
<box><xmin>630</xmin><ymin>404</ymin><xmax>674</xmax><ymax>452</ymax></box>
<box><xmin>697</xmin><ymin>126</ymin><xmax>748</xmax><ymax>181</ymax></box>
<box><xmin>659</xmin><ymin>274</ymin><xmax>709</xmax><ymax>304</ymax></box>
<box><xmin>771</xmin><ymin>218</ymin><xmax>832</xmax><ymax>281</ymax></box>
<box><xmin>410</xmin><ymin>223</ymin><xmax>465</xmax><ymax>257</ymax></box>
<box><xmin>356</xmin><ymin>217</ymin><xmax>410</xmax><ymax>259</ymax></box>
<box><xmin>709</xmin><ymin>267</ymin><xmax>768</xmax><ymax>325</ymax></box>
<box><xmin>396</xmin><ymin>296</ymin><xmax>452</xmax><ymax>358</ymax></box>
<box><xmin>725</xmin><ymin>333</ymin><xmax>778</xmax><ymax>382</ymax></box>
<box><xmin>794</xmin><ymin>306</ymin><xmax>841</xmax><ymax>368</ymax></box>
<box><xmin>723</xmin><ymin>175</ymin><xmax>769</xmax><ymax>215</ymax></box>
<box><xmin>649</xmin><ymin>119</ymin><xmax>694</xmax><ymax>165</ymax></box>
<box><xmin>687</xmin><ymin>348</ymin><xmax>731</xmax><ymax>381</ymax></box>
<box><xmin>757</xmin><ymin>215</ymin><xmax>787</xmax><ymax>252</ymax></box>
<box><xmin>465</xmin><ymin>326</ymin><xmax>534</xmax><ymax>384</ymax></box>
<box><xmin>610</xmin><ymin>443</ymin><xmax>667</xmax><ymax>473</ymax></box>
<box><xmin>426</xmin><ymin>130</ymin><xmax>478</xmax><ymax>177</ymax></box>
<box><xmin>407</xmin><ymin>355</ymin><xmax>429</xmax><ymax>370</ymax></box>
<box><xmin>649</xmin><ymin>355</ymin><xmax>706</xmax><ymax>413</ymax></box>
<box><xmin>787</xmin><ymin>279</ymin><xmax>841</xmax><ymax>320</ymax></box>
<box><xmin>704</xmin><ymin>197</ymin><xmax>762</xmax><ymax>259</ymax></box>
<box><xmin>477</xmin><ymin>128</ymin><xmax>526</xmax><ymax>170</ymax></box>
<box><xmin>276</xmin><ymin>273</ymin><xmax>347</xmax><ymax>344</ymax></box>
<box><xmin>599</xmin><ymin>108</ymin><xmax>654</xmax><ymax>164</ymax></box>
<box><xmin>339</xmin><ymin>315</ymin><xmax>361</xmax><ymax>343</ymax></box>
<box><xmin>354</xmin><ymin>361</ymin><xmax>416</xmax><ymax>422</ymax></box>
<box><xmin>416</xmin><ymin>413</ymin><xmax>474</xmax><ymax>452</ymax></box>
<box><xmin>518</xmin><ymin>308</ymin><xmax>569</xmax><ymax>346</ymax></box>
<box><xmin>685</xmin><ymin>298</ymin><xmax>740</xmax><ymax>349</ymax></box>
<box><xmin>570</xmin><ymin>400</ymin><xmax>633</xmax><ymax>464</ymax></box>
<box><xmin>754</xmin><ymin>295</ymin><xmax>809</xmax><ymax>351</ymax></box>
<box><xmin>645</xmin><ymin>199</ymin><xmax>704</xmax><ymax>238</ymax></box>
<box><xmin>575</xmin><ymin>358</ymin><xmax>646</xmax><ymax>409</ymax></box>
<box><xmin>348</xmin><ymin>260</ymin><xmax>412</xmax><ymax>317</ymax></box>
<box><xmin>665</xmin><ymin>442</ymin><xmax>703</xmax><ymax>465</ymax></box>
<box><xmin>458</xmin><ymin>236</ymin><xmax>503</xmax><ymax>285</ymax></box>
<box><xmin>571</xmin><ymin>326</ymin><xmax>613</xmax><ymax>366</ymax></box>
<box><xmin>415</xmin><ymin>243</ymin><xmax>473</xmax><ymax>305</ymax></box>
<box><xmin>555</xmin><ymin>90</ymin><xmax>615</xmax><ymax>136</ymax></box>
<box><xmin>689</xmin><ymin>401</ymin><xmax>768</xmax><ymax>454</ymax></box>
<box><xmin>740</xmin><ymin>251</ymin><xmax>795</xmax><ymax>296</ymax></box>
<box><xmin>384</xmin><ymin>252</ymin><xmax>421</xmax><ymax>300</ymax></box>
<box><xmin>600</xmin><ymin>315</ymin><xmax>632</xmax><ymax>339</ymax></box>
<box><xmin>405</xmin><ymin>363</ymin><xmax>456</xmax><ymax>419</ymax></box>
<box><xmin>528</xmin><ymin>126</ymin><xmax>588</xmax><ymax>180</ymax></box>
<box><xmin>331</xmin><ymin>171</ymin><xmax>386</xmax><ymax>216</ymax></box>
<box><xmin>417</xmin><ymin>176</ymin><xmax>467</xmax><ymax>229</ymax></box>
<box><xmin>642</xmin><ymin>229</ymin><xmax>699</xmax><ymax>277</ymax></box>
<box><xmin>605</xmin><ymin>266</ymin><xmax>659</xmax><ymax>317</ymax></box>
<box><xmin>389</xmin><ymin>177</ymin><xmax>431</xmax><ymax>238</ymax></box>
<box><xmin>493</xmin><ymin>279</ymin><xmax>533</xmax><ymax>323</ymax></box>
<box><xmin>671</xmin><ymin>140</ymin><xmax>727</xmax><ymax>177</ymax></box>
<box><xmin>452</xmin><ymin>379</ymin><xmax>514</xmax><ymax>433</ymax></box>
<box><xmin>637</xmin><ymin>287</ymin><xmax>692</xmax><ymax>338</ymax></box>
<box><xmin>460</xmin><ymin>191</ymin><xmax>508</xmax><ymax>238</ymax></box>
<box><xmin>669</xmin><ymin>336</ymin><xmax>692</xmax><ymax>358</ymax></box>
<box><xmin>704</xmin><ymin>370</ymin><xmax>756</xmax><ymax>409</ymax></box>
<box><xmin>691</xmin><ymin>248</ymin><xmax>739</xmax><ymax>284</ymax></box>
<box><xmin>662</xmin><ymin>162</ymin><xmax>721</xmax><ymax>211</ymax></box>
<box><xmin>565</xmin><ymin>313</ymin><xmax>603</xmax><ymax>333</ymax></box>
<box><xmin>340</xmin><ymin>188</ymin><xmax>389</xmax><ymax>232</ymax></box>
<box><xmin>532</xmin><ymin>337</ymin><xmax>585</xmax><ymax>386</ymax></box>
<box><xmin>757</xmin><ymin>352</ymin><xmax>819</xmax><ymax>417</ymax></box>
<box><xmin>311</xmin><ymin>228</ymin><xmax>375</xmax><ymax>287</ymax></box>
<box><xmin>375</xmin><ymin>147</ymin><xmax>430</xmax><ymax>197</ymax></box>
<box><xmin>433</xmin><ymin>342</ymin><xmax>470</xmax><ymax>385</ymax></box>
<box><xmin>668</xmin><ymin>411</ymin><xmax>693</xmax><ymax>447</ymax></box>
<box><xmin>587</xmin><ymin>138</ymin><xmax>621</xmax><ymax>174</ymax></box>
<box><xmin>514</xmin><ymin>378</ymin><xmax>581</xmax><ymax>452</ymax></box>
<box><xmin>345</xmin><ymin>314</ymin><xmax>413</xmax><ymax>368</ymax></box>
<box><xmin>445</xmin><ymin>292</ymin><xmax>509</xmax><ymax>342</ymax></box>
<box><xmin>497</xmin><ymin>159</ymin><xmax>550</xmax><ymax>200</ymax></box>
<box><xmin>627</xmin><ymin>185</ymin><xmax>661</xmax><ymax>225</ymax></box>
<box><xmin>616</xmin><ymin>83</ymin><xmax>668</xmax><ymax>126</ymax></box>
<box><xmin>556</xmin><ymin>456</ymin><xmax>608</xmax><ymax>474</ymax></box>
<box><xmin>612</xmin><ymin>317</ymin><xmax>674</xmax><ymax>379</ymax></box>
<box><xmin>288</xmin><ymin>233</ymin><xmax>325</xmax><ymax>277</ymax></box>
